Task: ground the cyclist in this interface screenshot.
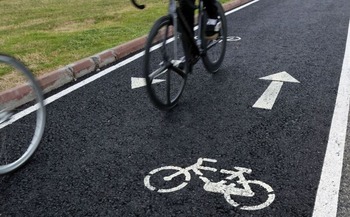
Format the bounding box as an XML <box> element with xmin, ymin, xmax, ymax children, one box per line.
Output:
<box><xmin>179</xmin><ymin>0</ymin><xmax>221</xmax><ymax>40</ymax></box>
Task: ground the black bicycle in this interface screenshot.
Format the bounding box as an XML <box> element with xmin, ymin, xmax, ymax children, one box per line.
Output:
<box><xmin>0</xmin><ymin>54</ymin><xmax>46</xmax><ymax>175</ymax></box>
<box><xmin>132</xmin><ymin>0</ymin><xmax>227</xmax><ymax>110</ymax></box>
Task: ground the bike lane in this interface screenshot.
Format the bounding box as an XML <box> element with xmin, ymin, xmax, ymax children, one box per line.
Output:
<box><xmin>1</xmin><ymin>0</ymin><xmax>350</xmax><ymax>216</ymax></box>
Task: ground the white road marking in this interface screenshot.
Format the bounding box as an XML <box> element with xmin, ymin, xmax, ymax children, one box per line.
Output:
<box><xmin>312</xmin><ymin>20</ymin><xmax>350</xmax><ymax>217</ymax></box>
<box><xmin>259</xmin><ymin>71</ymin><xmax>300</xmax><ymax>83</ymax></box>
<box><xmin>225</xmin><ymin>0</ymin><xmax>260</xmax><ymax>16</ymax></box>
<box><xmin>144</xmin><ymin>158</ymin><xmax>275</xmax><ymax>210</ymax></box>
<box><xmin>253</xmin><ymin>81</ymin><xmax>283</xmax><ymax>109</ymax></box>
<box><xmin>227</xmin><ymin>36</ymin><xmax>242</xmax><ymax>42</ymax></box>
<box><xmin>253</xmin><ymin>71</ymin><xmax>300</xmax><ymax>110</ymax></box>
<box><xmin>131</xmin><ymin>77</ymin><xmax>165</xmax><ymax>89</ymax></box>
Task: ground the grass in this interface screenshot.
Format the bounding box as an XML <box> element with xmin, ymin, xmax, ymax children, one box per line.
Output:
<box><xmin>0</xmin><ymin>0</ymin><xmax>168</xmax><ymax>77</ymax></box>
<box><xmin>0</xmin><ymin>0</ymin><xmax>231</xmax><ymax>79</ymax></box>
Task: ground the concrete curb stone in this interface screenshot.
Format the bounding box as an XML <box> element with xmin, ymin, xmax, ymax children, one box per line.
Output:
<box><xmin>39</xmin><ymin>67</ymin><xmax>74</xmax><ymax>93</ymax></box>
<box><xmin>91</xmin><ymin>50</ymin><xmax>117</xmax><ymax>69</ymax></box>
<box><xmin>112</xmin><ymin>36</ymin><xmax>147</xmax><ymax>60</ymax></box>
<box><xmin>67</xmin><ymin>58</ymin><xmax>96</xmax><ymax>80</ymax></box>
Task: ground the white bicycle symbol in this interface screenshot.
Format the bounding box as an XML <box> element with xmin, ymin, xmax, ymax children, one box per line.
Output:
<box><xmin>144</xmin><ymin>158</ymin><xmax>275</xmax><ymax>210</ymax></box>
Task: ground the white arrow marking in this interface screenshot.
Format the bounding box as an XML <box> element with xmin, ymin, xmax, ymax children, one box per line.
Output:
<box><xmin>253</xmin><ymin>71</ymin><xmax>299</xmax><ymax>110</ymax></box>
<box><xmin>131</xmin><ymin>77</ymin><xmax>165</xmax><ymax>89</ymax></box>
<box><xmin>259</xmin><ymin>71</ymin><xmax>300</xmax><ymax>83</ymax></box>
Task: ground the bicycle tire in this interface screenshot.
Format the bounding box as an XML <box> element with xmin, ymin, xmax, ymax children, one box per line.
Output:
<box><xmin>144</xmin><ymin>15</ymin><xmax>190</xmax><ymax>110</ymax></box>
<box><xmin>0</xmin><ymin>54</ymin><xmax>46</xmax><ymax>175</ymax></box>
<box><xmin>201</xmin><ymin>1</ymin><xmax>227</xmax><ymax>73</ymax></box>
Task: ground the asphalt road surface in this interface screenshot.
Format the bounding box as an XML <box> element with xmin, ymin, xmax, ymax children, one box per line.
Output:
<box><xmin>1</xmin><ymin>0</ymin><xmax>350</xmax><ymax>216</ymax></box>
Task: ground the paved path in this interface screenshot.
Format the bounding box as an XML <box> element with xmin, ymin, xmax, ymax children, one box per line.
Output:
<box><xmin>1</xmin><ymin>0</ymin><xmax>350</xmax><ymax>216</ymax></box>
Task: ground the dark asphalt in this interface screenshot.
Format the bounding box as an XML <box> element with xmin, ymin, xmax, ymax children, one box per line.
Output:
<box><xmin>1</xmin><ymin>0</ymin><xmax>350</xmax><ymax>216</ymax></box>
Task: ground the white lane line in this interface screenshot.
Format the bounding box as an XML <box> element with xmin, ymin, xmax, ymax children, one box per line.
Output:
<box><xmin>312</xmin><ymin>20</ymin><xmax>350</xmax><ymax>217</ymax></box>
<box><xmin>225</xmin><ymin>0</ymin><xmax>260</xmax><ymax>16</ymax></box>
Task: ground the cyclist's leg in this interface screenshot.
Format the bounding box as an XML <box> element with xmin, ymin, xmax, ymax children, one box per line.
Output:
<box><xmin>178</xmin><ymin>0</ymin><xmax>200</xmax><ymax>69</ymax></box>
<box><xmin>203</xmin><ymin>0</ymin><xmax>219</xmax><ymax>19</ymax></box>
<box><xmin>203</xmin><ymin>0</ymin><xmax>221</xmax><ymax>40</ymax></box>
<box><xmin>201</xmin><ymin>1</ymin><xmax>227</xmax><ymax>73</ymax></box>
<box><xmin>178</xmin><ymin>0</ymin><xmax>195</xmax><ymax>34</ymax></box>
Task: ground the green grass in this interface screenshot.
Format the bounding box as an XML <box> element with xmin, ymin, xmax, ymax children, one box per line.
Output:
<box><xmin>0</xmin><ymin>0</ymin><xmax>230</xmax><ymax>78</ymax></box>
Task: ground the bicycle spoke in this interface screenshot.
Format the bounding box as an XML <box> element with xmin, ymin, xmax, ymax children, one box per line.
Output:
<box><xmin>148</xmin><ymin>64</ymin><xmax>168</xmax><ymax>80</ymax></box>
<box><xmin>205</xmin><ymin>38</ymin><xmax>223</xmax><ymax>51</ymax></box>
<box><xmin>170</xmin><ymin>64</ymin><xmax>187</xmax><ymax>79</ymax></box>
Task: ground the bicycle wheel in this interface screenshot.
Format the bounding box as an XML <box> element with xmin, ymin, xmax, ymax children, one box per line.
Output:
<box><xmin>144</xmin><ymin>15</ymin><xmax>191</xmax><ymax>110</ymax></box>
<box><xmin>201</xmin><ymin>1</ymin><xmax>227</xmax><ymax>73</ymax></box>
<box><xmin>0</xmin><ymin>54</ymin><xmax>46</xmax><ymax>175</ymax></box>
<box><xmin>144</xmin><ymin>166</ymin><xmax>191</xmax><ymax>193</ymax></box>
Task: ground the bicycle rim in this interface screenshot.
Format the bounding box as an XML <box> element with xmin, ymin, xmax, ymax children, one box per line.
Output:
<box><xmin>144</xmin><ymin>16</ymin><xmax>190</xmax><ymax>110</ymax></box>
<box><xmin>0</xmin><ymin>54</ymin><xmax>46</xmax><ymax>175</ymax></box>
<box><xmin>201</xmin><ymin>2</ymin><xmax>227</xmax><ymax>73</ymax></box>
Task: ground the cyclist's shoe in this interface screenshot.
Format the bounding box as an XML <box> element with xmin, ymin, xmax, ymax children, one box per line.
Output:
<box><xmin>205</xmin><ymin>19</ymin><xmax>221</xmax><ymax>40</ymax></box>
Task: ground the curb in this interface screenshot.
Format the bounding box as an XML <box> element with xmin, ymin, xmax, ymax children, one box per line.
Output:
<box><xmin>0</xmin><ymin>0</ymin><xmax>251</xmax><ymax>106</ymax></box>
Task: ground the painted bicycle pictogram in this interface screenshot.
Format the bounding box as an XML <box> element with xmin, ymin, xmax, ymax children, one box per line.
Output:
<box><xmin>144</xmin><ymin>158</ymin><xmax>275</xmax><ymax>210</ymax></box>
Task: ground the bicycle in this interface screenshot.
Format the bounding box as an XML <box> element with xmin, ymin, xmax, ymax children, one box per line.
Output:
<box><xmin>144</xmin><ymin>158</ymin><xmax>275</xmax><ymax>210</ymax></box>
<box><xmin>131</xmin><ymin>0</ymin><xmax>227</xmax><ymax>110</ymax></box>
<box><xmin>0</xmin><ymin>54</ymin><xmax>46</xmax><ymax>175</ymax></box>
